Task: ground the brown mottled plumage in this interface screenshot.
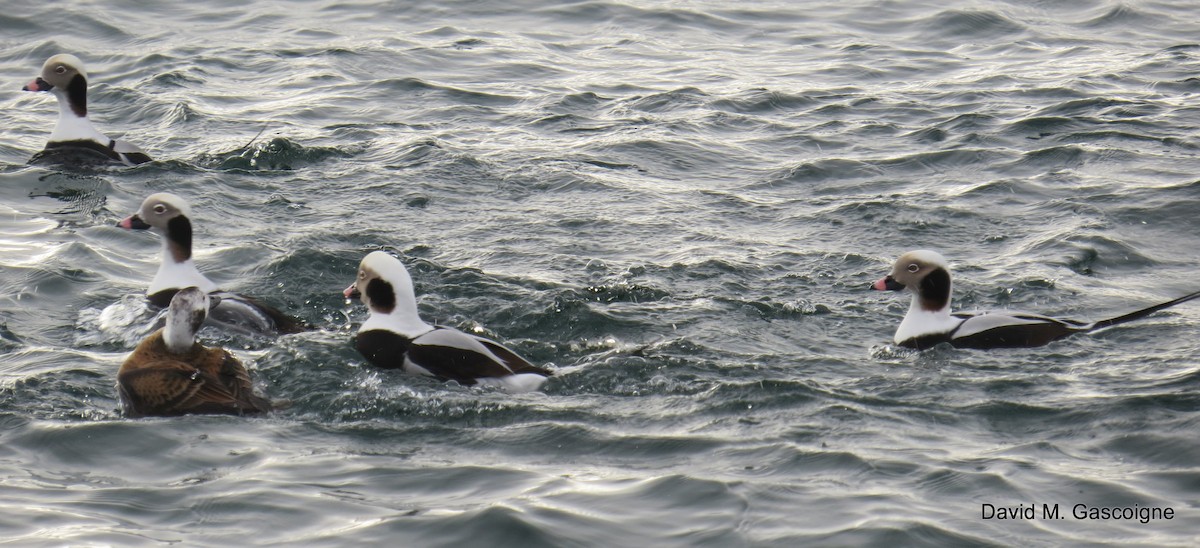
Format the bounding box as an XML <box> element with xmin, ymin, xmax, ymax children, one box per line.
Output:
<box><xmin>118</xmin><ymin>329</ymin><xmax>270</xmax><ymax>418</ymax></box>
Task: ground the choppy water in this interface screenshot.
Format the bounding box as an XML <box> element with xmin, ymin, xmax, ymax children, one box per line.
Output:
<box><xmin>2</xmin><ymin>0</ymin><xmax>1200</xmax><ymax>545</ymax></box>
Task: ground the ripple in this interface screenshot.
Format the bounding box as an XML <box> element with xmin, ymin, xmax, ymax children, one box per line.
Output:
<box><xmin>1103</xmin><ymin>434</ymin><xmax>1200</xmax><ymax>467</ymax></box>
<box><xmin>202</xmin><ymin>136</ymin><xmax>356</xmax><ymax>171</ymax></box>
<box><xmin>4</xmin><ymin>0</ymin><xmax>1200</xmax><ymax>545</ymax></box>
<box><xmin>920</xmin><ymin>10</ymin><xmax>1027</xmax><ymax>41</ymax></box>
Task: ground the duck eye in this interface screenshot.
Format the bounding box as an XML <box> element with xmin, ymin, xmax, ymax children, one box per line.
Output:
<box><xmin>358</xmin><ymin>270</ymin><xmax>365</xmax><ymax>279</ymax></box>
<box><xmin>153</xmin><ymin>204</ymin><xmax>167</xmax><ymax>214</ymax></box>
<box><xmin>54</xmin><ymin>66</ymin><xmax>66</xmax><ymax>74</ymax></box>
<box><xmin>907</xmin><ymin>263</ymin><xmax>920</xmax><ymax>273</ymax></box>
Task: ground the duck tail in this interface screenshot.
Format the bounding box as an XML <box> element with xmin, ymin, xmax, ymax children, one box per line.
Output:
<box><xmin>1089</xmin><ymin>289</ymin><xmax>1200</xmax><ymax>331</ymax></box>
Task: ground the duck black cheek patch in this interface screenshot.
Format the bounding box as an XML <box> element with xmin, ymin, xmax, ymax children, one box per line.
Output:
<box><xmin>366</xmin><ymin>278</ymin><xmax>396</xmax><ymax>314</ymax></box>
<box><xmin>189</xmin><ymin>309</ymin><xmax>206</xmax><ymax>334</ymax></box>
<box><xmin>166</xmin><ymin>216</ymin><xmax>193</xmax><ymax>261</ymax></box>
<box><xmin>68</xmin><ymin>73</ymin><xmax>88</xmax><ymax>117</ymax></box>
<box><xmin>920</xmin><ymin>268</ymin><xmax>952</xmax><ymax>311</ymax></box>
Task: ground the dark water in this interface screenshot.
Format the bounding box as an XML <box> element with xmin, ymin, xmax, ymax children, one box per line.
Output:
<box><xmin>2</xmin><ymin>0</ymin><xmax>1199</xmax><ymax>545</ymax></box>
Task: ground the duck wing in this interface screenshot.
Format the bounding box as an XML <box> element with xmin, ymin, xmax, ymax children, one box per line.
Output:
<box><xmin>406</xmin><ymin>327</ymin><xmax>537</xmax><ymax>384</ymax></box>
<box><xmin>110</xmin><ymin>138</ymin><xmax>152</xmax><ymax>165</ymax></box>
<box><xmin>117</xmin><ymin>356</ymin><xmax>267</xmax><ymax>417</ymax></box>
<box><xmin>210</xmin><ymin>291</ymin><xmax>310</xmax><ymax>335</ymax></box>
<box><xmin>214</xmin><ymin>349</ymin><xmax>272</xmax><ymax>412</ymax></box>
<box><xmin>948</xmin><ymin>311</ymin><xmax>1086</xmax><ymax>349</ymax></box>
<box><xmin>473</xmin><ymin>336</ymin><xmax>551</xmax><ymax>377</ymax></box>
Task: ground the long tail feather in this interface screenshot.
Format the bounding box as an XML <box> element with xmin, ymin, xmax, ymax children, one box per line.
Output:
<box><xmin>1090</xmin><ymin>289</ymin><xmax>1200</xmax><ymax>331</ymax></box>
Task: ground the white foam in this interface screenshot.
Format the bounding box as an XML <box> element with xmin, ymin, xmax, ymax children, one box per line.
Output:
<box><xmin>475</xmin><ymin>373</ymin><xmax>549</xmax><ymax>393</ymax></box>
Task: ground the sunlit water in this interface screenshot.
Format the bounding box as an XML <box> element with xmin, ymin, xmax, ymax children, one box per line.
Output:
<box><xmin>1</xmin><ymin>1</ymin><xmax>1199</xmax><ymax>545</ymax></box>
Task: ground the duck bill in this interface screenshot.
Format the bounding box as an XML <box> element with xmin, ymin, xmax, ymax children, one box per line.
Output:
<box><xmin>117</xmin><ymin>214</ymin><xmax>151</xmax><ymax>230</ymax></box>
<box><xmin>343</xmin><ymin>283</ymin><xmax>361</xmax><ymax>299</ymax></box>
<box><xmin>871</xmin><ymin>275</ymin><xmax>905</xmax><ymax>291</ymax></box>
<box><xmin>22</xmin><ymin>77</ymin><xmax>52</xmax><ymax>92</ymax></box>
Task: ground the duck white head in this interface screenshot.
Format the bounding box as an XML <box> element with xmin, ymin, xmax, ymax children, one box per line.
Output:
<box><xmin>872</xmin><ymin>250</ymin><xmax>959</xmax><ymax>344</ymax></box>
<box><xmin>22</xmin><ymin>54</ymin><xmax>109</xmax><ymax>143</ymax></box>
<box><xmin>163</xmin><ymin>286</ymin><xmax>208</xmax><ymax>354</ymax></box>
<box><xmin>344</xmin><ymin>251</ymin><xmax>432</xmax><ymax>336</ymax></box>
<box><xmin>118</xmin><ymin>192</ymin><xmax>217</xmax><ymax>295</ymax></box>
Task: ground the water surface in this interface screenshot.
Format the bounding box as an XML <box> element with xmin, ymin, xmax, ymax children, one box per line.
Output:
<box><xmin>1</xmin><ymin>1</ymin><xmax>1199</xmax><ymax>545</ymax></box>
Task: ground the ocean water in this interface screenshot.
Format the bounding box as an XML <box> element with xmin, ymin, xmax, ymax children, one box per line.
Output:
<box><xmin>1</xmin><ymin>0</ymin><xmax>1199</xmax><ymax>545</ymax></box>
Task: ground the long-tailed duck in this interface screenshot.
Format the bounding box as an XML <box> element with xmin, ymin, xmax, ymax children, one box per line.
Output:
<box><xmin>118</xmin><ymin>287</ymin><xmax>272</xmax><ymax>417</ymax></box>
<box><xmin>117</xmin><ymin>192</ymin><xmax>308</xmax><ymax>335</ymax></box>
<box><xmin>345</xmin><ymin>251</ymin><xmax>552</xmax><ymax>392</ymax></box>
<box><xmin>871</xmin><ymin>249</ymin><xmax>1200</xmax><ymax>350</ymax></box>
<box><xmin>22</xmin><ymin>54</ymin><xmax>151</xmax><ymax>166</ymax></box>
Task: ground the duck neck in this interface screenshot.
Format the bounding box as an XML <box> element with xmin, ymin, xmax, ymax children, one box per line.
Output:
<box><xmin>149</xmin><ymin>236</ymin><xmax>216</xmax><ymax>295</ymax></box>
<box><xmin>910</xmin><ymin>290</ymin><xmax>952</xmax><ymax>318</ymax></box>
<box><xmin>362</xmin><ymin>308</ymin><xmax>433</xmax><ymax>338</ymax></box>
<box><xmin>162</xmin><ymin>323</ymin><xmax>196</xmax><ymax>354</ymax></box>
<box><xmin>49</xmin><ymin>88</ymin><xmax>107</xmax><ymax>144</ymax></box>
<box><xmin>894</xmin><ymin>287</ymin><xmax>957</xmax><ymax>344</ymax></box>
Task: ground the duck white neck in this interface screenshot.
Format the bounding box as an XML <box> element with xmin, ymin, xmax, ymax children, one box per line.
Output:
<box><xmin>49</xmin><ymin>91</ymin><xmax>108</xmax><ymax>144</ymax></box>
<box><xmin>361</xmin><ymin>308</ymin><xmax>433</xmax><ymax>338</ymax></box>
<box><xmin>162</xmin><ymin>321</ymin><xmax>196</xmax><ymax>354</ymax></box>
<box><xmin>894</xmin><ymin>291</ymin><xmax>960</xmax><ymax>344</ymax></box>
<box><xmin>148</xmin><ymin>239</ymin><xmax>218</xmax><ymax>295</ymax></box>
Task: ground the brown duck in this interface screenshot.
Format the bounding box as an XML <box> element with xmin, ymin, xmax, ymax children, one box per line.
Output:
<box><xmin>118</xmin><ymin>287</ymin><xmax>272</xmax><ymax>417</ymax></box>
